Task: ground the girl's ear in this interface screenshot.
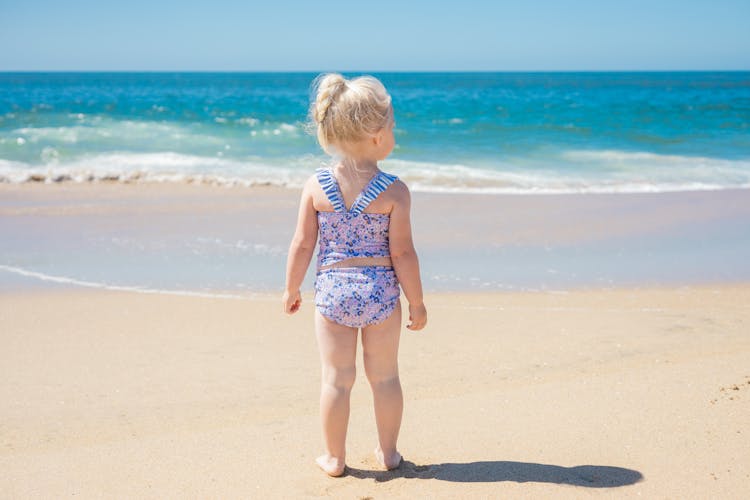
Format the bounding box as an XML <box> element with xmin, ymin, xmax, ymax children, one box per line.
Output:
<box><xmin>373</xmin><ymin>128</ymin><xmax>384</xmax><ymax>146</ymax></box>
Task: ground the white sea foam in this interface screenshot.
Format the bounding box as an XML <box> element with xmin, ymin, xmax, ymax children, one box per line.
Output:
<box><xmin>7</xmin><ymin>117</ymin><xmax>301</xmax><ymax>155</ymax></box>
<box><xmin>278</xmin><ymin>123</ymin><xmax>298</xmax><ymax>133</ymax></box>
<box><xmin>236</xmin><ymin>117</ymin><xmax>260</xmax><ymax>126</ymax></box>
<box><xmin>10</xmin><ymin>119</ymin><xmax>205</xmax><ymax>145</ymax></box>
<box><xmin>566</xmin><ymin>149</ymin><xmax>750</xmax><ymax>173</ymax></box>
<box><xmin>1</xmin><ymin>149</ymin><xmax>749</xmax><ymax>195</ymax></box>
<box><xmin>0</xmin><ymin>264</ymin><xmax>275</xmax><ymax>300</ymax></box>
<box><xmin>431</xmin><ymin>118</ymin><xmax>465</xmax><ymax>125</ymax></box>
<box><xmin>383</xmin><ymin>153</ymin><xmax>750</xmax><ymax>194</ymax></box>
<box><xmin>0</xmin><ymin>152</ymin><xmax>309</xmax><ymax>187</ymax></box>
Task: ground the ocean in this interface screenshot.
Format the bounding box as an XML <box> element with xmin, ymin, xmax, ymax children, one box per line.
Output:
<box><xmin>2</xmin><ymin>72</ymin><xmax>750</xmax><ymax>295</ymax></box>
<box><xmin>2</xmin><ymin>72</ymin><xmax>749</xmax><ymax>193</ymax></box>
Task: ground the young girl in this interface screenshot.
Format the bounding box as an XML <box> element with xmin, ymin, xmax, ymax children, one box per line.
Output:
<box><xmin>282</xmin><ymin>73</ymin><xmax>427</xmax><ymax>477</ymax></box>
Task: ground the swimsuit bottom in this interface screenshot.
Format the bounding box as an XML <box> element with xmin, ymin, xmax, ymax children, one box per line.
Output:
<box><xmin>314</xmin><ymin>266</ymin><xmax>400</xmax><ymax>328</ymax></box>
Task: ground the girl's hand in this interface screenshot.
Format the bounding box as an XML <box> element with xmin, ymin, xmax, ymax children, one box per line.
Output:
<box><xmin>406</xmin><ymin>302</ymin><xmax>427</xmax><ymax>331</ymax></box>
<box><xmin>283</xmin><ymin>289</ymin><xmax>302</xmax><ymax>314</ymax></box>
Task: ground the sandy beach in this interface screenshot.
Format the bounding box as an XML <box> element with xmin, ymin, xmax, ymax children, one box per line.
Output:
<box><xmin>1</xmin><ymin>285</ymin><xmax>749</xmax><ymax>498</ymax></box>
<box><xmin>1</xmin><ymin>182</ymin><xmax>749</xmax><ymax>498</ymax></box>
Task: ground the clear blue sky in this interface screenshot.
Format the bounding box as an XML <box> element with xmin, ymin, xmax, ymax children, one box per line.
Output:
<box><xmin>1</xmin><ymin>0</ymin><xmax>748</xmax><ymax>71</ymax></box>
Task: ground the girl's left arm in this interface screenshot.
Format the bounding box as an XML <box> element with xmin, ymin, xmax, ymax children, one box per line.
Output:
<box><xmin>283</xmin><ymin>177</ymin><xmax>319</xmax><ymax>314</ymax></box>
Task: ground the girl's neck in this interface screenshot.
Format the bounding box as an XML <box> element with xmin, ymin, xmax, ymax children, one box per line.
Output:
<box><xmin>335</xmin><ymin>157</ymin><xmax>380</xmax><ymax>176</ymax></box>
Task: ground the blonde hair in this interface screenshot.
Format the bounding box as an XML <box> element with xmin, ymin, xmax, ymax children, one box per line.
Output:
<box><xmin>309</xmin><ymin>73</ymin><xmax>394</xmax><ymax>154</ymax></box>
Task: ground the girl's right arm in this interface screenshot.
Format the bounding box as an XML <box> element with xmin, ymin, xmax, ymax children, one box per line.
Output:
<box><xmin>388</xmin><ymin>181</ymin><xmax>427</xmax><ymax>331</ymax></box>
<box><xmin>283</xmin><ymin>177</ymin><xmax>319</xmax><ymax>314</ymax></box>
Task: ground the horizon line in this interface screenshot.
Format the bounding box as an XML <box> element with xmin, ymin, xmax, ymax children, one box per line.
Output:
<box><xmin>1</xmin><ymin>69</ymin><xmax>749</xmax><ymax>73</ymax></box>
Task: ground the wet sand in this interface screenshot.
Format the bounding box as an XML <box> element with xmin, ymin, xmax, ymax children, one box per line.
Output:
<box><xmin>1</xmin><ymin>182</ymin><xmax>749</xmax><ymax>292</ymax></box>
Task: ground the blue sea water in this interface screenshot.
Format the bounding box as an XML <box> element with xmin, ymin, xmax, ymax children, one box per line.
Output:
<box><xmin>1</xmin><ymin>72</ymin><xmax>749</xmax><ymax>193</ymax></box>
<box><xmin>2</xmin><ymin>72</ymin><xmax>750</xmax><ymax>294</ymax></box>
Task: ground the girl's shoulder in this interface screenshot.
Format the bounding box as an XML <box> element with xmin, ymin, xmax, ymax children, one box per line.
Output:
<box><xmin>383</xmin><ymin>175</ymin><xmax>410</xmax><ymax>200</ymax></box>
<box><xmin>303</xmin><ymin>171</ymin><xmax>324</xmax><ymax>192</ymax></box>
<box><xmin>300</xmin><ymin>173</ymin><xmax>323</xmax><ymax>207</ymax></box>
<box><xmin>373</xmin><ymin>175</ymin><xmax>409</xmax><ymax>214</ymax></box>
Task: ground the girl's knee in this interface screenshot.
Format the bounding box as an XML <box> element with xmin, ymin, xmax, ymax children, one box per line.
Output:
<box><xmin>322</xmin><ymin>365</ymin><xmax>356</xmax><ymax>391</ymax></box>
<box><xmin>364</xmin><ymin>369</ymin><xmax>400</xmax><ymax>389</ymax></box>
<box><xmin>363</xmin><ymin>352</ymin><xmax>398</xmax><ymax>382</ymax></box>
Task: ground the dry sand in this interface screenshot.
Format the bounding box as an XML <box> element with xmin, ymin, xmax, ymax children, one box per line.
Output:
<box><xmin>1</xmin><ymin>286</ymin><xmax>749</xmax><ymax>498</ymax></box>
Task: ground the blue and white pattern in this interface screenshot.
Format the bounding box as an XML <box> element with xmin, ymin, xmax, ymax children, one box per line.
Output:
<box><xmin>315</xmin><ymin>168</ymin><xmax>399</xmax><ymax>269</ymax></box>
<box><xmin>314</xmin><ymin>168</ymin><xmax>401</xmax><ymax>328</ymax></box>
<box><xmin>316</xmin><ymin>168</ymin><xmax>398</xmax><ymax>216</ymax></box>
<box><xmin>316</xmin><ymin>168</ymin><xmax>347</xmax><ymax>213</ymax></box>
<box><xmin>316</xmin><ymin>212</ymin><xmax>392</xmax><ymax>269</ymax></box>
<box><xmin>315</xmin><ymin>266</ymin><xmax>400</xmax><ymax>328</ymax></box>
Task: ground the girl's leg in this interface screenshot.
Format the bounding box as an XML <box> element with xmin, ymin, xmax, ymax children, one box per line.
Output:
<box><xmin>361</xmin><ymin>301</ymin><xmax>403</xmax><ymax>469</ymax></box>
<box><xmin>314</xmin><ymin>310</ymin><xmax>358</xmax><ymax>476</ymax></box>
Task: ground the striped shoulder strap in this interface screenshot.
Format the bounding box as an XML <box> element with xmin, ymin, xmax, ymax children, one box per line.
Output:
<box><xmin>315</xmin><ymin>168</ymin><xmax>346</xmax><ymax>213</ymax></box>
<box><xmin>350</xmin><ymin>171</ymin><xmax>399</xmax><ymax>216</ymax></box>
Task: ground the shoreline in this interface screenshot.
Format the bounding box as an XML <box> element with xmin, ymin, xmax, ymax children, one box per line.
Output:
<box><xmin>2</xmin><ymin>181</ymin><xmax>750</xmax><ymax>293</ymax></box>
<box><xmin>4</xmin><ymin>178</ymin><xmax>750</xmax><ymax>207</ymax></box>
<box><xmin>2</xmin><ymin>266</ymin><xmax>750</xmax><ymax>298</ymax></box>
<box><xmin>3</xmin><ymin>175</ymin><xmax>750</xmax><ymax>194</ymax></box>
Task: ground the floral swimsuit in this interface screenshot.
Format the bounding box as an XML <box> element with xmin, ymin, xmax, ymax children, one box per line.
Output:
<box><xmin>314</xmin><ymin>168</ymin><xmax>401</xmax><ymax>328</ymax></box>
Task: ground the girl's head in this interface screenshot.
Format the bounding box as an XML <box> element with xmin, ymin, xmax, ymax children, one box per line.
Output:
<box><xmin>310</xmin><ymin>73</ymin><xmax>394</xmax><ymax>156</ymax></box>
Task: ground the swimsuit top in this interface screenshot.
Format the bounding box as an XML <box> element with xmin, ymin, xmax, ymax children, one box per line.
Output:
<box><xmin>316</xmin><ymin>167</ymin><xmax>399</xmax><ymax>269</ymax></box>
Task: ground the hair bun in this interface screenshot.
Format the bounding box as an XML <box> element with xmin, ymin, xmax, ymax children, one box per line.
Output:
<box><xmin>313</xmin><ymin>73</ymin><xmax>347</xmax><ymax>124</ymax></box>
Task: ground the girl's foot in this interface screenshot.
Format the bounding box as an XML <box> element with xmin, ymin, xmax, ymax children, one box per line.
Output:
<box><xmin>316</xmin><ymin>454</ymin><xmax>346</xmax><ymax>477</ymax></box>
<box><xmin>374</xmin><ymin>446</ymin><xmax>402</xmax><ymax>470</ymax></box>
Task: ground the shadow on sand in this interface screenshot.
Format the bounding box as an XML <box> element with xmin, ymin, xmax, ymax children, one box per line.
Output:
<box><xmin>346</xmin><ymin>460</ymin><xmax>643</xmax><ymax>488</ymax></box>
